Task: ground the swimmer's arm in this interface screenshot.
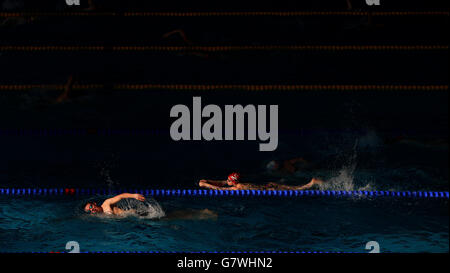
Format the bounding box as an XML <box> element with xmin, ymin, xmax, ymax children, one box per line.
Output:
<box><xmin>295</xmin><ymin>178</ymin><xmax>325</xmax><ymax>190</ymax></box>
<box><xmin>101</xmin><ymin>193</ymin><xmax>145</xmax><ymax>214</ymax></box>
<box><xmin>198</xmin><ymin>180</ymin><xmax>233</xmax><ymax>190</ymax></box>
<box><xmin>208</xmin><ymin>185</ymin><xmax>238</xmax><ymax>190</ymax></box>
<box><xmin>103</xmin><ymin>193</ymin><xmax>146</xmax><ymax>206</ymax></box>
<box><xmin>199</xmin><ymin>179</ymin><xmax>227</xmax><ymax>187</ymax></box>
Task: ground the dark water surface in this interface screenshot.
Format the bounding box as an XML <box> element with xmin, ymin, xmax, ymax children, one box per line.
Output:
<box><xmin>0</xmin><ymin>195</ymin><xmax>448</xmax><ymax>253</ymax></box>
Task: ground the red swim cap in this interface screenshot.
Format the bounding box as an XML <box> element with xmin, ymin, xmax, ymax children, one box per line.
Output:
<box><xmin>227</xmin><ymin>172</ymin><xmax>240</xmax><ymax>184</ymax></box>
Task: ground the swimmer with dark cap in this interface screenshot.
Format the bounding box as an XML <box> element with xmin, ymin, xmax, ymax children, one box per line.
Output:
<box><xmin>84</xmin><ymin>193</ymin><xmax>217</xmax><ymax>220</ymax></box>
<box><xmin>84</xmin><ymin>193</ymin><xmax>145</xmax><ymax>215</ymax></box>
<box><xmin>199</xmin><ymin>173</ymin><xmax>324</xmax><ymax>191</ymax></box>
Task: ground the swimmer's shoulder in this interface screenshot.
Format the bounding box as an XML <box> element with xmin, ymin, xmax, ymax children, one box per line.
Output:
<box><xmin>112</xmin><ymin>206</ymin><xmax>124</xmax><ymax>215</ymax></box>
<box><xmin>101</xmin><ymin>202</ymin><xmax>114</xmax><ymax>214</ymax></box>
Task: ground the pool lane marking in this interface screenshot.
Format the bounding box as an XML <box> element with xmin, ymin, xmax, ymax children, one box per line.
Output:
<box><xmin>0</xmin><ymin>11</ymin><xmax>448</xmax><ymax>17</ymax></box>
<box><xmin>0</xmin><ymin>84</ymin><xmax>448</xmax><ymax>91</ymax></box>
<box><xmin>1</xmin><ymin>45</ymin><xmax>448</xmax><ymax>52</ymax></box>
<box><xmin>0</xmin><ymin>188</ymin><xmax>448</xmax><ymax>199</ymax></box>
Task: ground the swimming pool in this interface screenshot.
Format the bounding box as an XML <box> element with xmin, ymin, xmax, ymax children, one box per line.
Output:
<box><xmin>0</xmin><ymin>194</ymin><xmax>447</xmax><ymax>253</ymax></box>
<box><xmin>0</xmin><ymin>90</ymin><xmax>448</xmax><ymax>253</ymax></box>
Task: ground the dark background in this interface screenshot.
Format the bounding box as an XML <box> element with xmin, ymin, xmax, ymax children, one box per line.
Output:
<box><xmin>0</xmin><ymin>0</ymin><xmax>448</xmax><ymax>189</ymax></box>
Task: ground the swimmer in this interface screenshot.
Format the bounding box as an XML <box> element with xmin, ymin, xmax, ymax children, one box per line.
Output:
<box><xmin>84</xmin><ymin>193</ymin><xmax>146</xmax><ymax>215</ymax></box>
<box><xmin>199</xmin><ymin>172</ymin><xmax>325</xmax><ymax>191</ymax></box>
<box><xmin>84</xmin><ymin>193</ymin><xmax>217</xmax><ymax>220</ymax></box>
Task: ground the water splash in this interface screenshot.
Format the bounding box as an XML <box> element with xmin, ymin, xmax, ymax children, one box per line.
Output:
<box><xmin>96</xmin><ymin>156</ymin><xmax>120</xmax><ymax>190</ymax></box>
<box><xmin>117</xmin><ymin>198</ymin><xmax>166</xmax><ymax>219</ymax></box>
<box><xmin>320</xmin><ymin>164</ymin><xmax>356</xmax><ymax>191</ymax></box>
<box><xmin>319</xmin><ymin>139</ymin><xmax>374</xmax><ymax>191</ymax></box>
<box><xmin>100</xmin><ymin>167</ymin><xmax>117</xmax><ymax>189</ymax></box>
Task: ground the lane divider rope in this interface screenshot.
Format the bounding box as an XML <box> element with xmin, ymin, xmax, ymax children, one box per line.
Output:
<box><xmin>26</xmin><ymin>251</ymin><xmax>360</xmax><ymax>254</ymax></box>
<box><xmin>0</xmin><ymin>84</ymin><xmax>448</xmax><ymax>91</ymax></box>
<box><xmin>0</xmin><ymin>11</ymin><xmax>448</xmax><ymax>17</ymax></box>
<box><xmin>0</xmin><ymin>45</ymin><xmax>447</xmax><ymax>52</ymax></box>
<box><xmin>0</xmin><ymin>188</ymin><xmax>448</xmax><ymax>198</ymax></box>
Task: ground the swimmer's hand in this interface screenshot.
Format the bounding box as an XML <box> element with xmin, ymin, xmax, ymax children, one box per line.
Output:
<box><xmin>132</xmin><ymin>194</ymin><xmax>146</xmax><ymax>202</ymax></box>
<box><xmin>199</xmin><ymin>180</ymin><xmax>208</xmax><ymax>187</ymax></box>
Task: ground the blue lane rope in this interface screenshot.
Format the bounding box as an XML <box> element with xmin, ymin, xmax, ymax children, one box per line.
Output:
<box><xmin>0</xmin><ymin>188</ymin><xmax>448</xmax><ymax>199</ymax></box>
<box><xmin>9</xmin><ymin>251</ymin><xmax>360</xmax><ymax>254</ymax></box>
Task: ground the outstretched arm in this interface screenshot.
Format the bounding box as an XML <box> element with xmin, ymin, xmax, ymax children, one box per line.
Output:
<box><xmin>102</xmin><ymin>193</ymin><xmax>145</xmax><ymax>207</ymax></box>
<box><xmin>295</xmin><ymin>178</ymin><xmax>325</xmax><ymax>190</ymax></box>
<box><xmin>199</xmin><ymin>179</ymin><xmax>227</xmax><ymax>186</ymax></box>
<box><xmin>199</xmin><ymin>179</ymin><xmax>235</xmax><ymax>190</ymax></box>
<box><xmin>101</xmin><ymin>193</ymin><xmax>145</xmax><ymax>214</ymax></box>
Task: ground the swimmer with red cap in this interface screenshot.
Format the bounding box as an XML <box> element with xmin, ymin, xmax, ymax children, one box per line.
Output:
<box><xmin>199</xmin><ymin>173</ymin><xmax>324</xmax><ymax>191</ymax></box>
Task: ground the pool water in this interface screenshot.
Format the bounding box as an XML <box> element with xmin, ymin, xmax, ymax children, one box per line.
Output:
<box><xmin>0</xmin><ymin>91</ymin><xmax>448</xmax><ymax>253</ymax></box>
<box><xmin>0</xmin><ymin>195</ymin><xmax>447</xmax><ymax>253</ymax></box>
